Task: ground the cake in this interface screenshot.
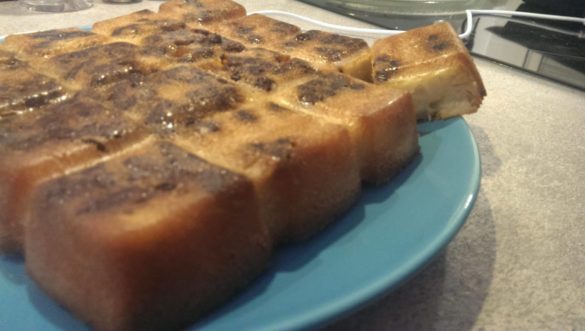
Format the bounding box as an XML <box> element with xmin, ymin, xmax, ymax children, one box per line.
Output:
<box><xmin>0</xmin><ymin>1</ymin><xmax>484</xmax><ymax>329</ymax></box>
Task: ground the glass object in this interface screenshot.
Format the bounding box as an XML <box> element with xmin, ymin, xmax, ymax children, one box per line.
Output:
<box><xmin>299</xmin><ymin>0</ymin><xmax>503</xmax><ymax>30</ymax></box>
<box><xmin>103</xmin><ymin>0</ymin><xmax>142</xmax><ymax>3</ymax></box>
<box><xmin>327</xmin><ymin>0</ymin><xmax>491</xmax><ymax>15</ymax></box>
<box><xmin>19</xmin><ymin>0</ymin><xmax>92</xmax><ymax>12</ymax></box>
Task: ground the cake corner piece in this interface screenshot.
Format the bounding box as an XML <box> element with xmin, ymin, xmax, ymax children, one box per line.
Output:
<box><xmin>371</xmin><ymin>22</ymin><xmax>486</xmax><ymax>120</ymax></box>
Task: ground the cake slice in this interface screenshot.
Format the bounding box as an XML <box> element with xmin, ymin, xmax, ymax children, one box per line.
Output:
<box><xmin>138</xmin><ymin>28</ymin><xmax>245</xmax><ymax>69</ymax></box>
<box><xmin>0</xmin><ymin>96</ymin><xmax>146</xmax><ymax>252</ymax></box>
<box><xmin>371</xmin><ymin>22</ymin><xmax>486</xmax><ymax>120</ymax></box>
<box><xmin>158</xmin><ymin>0</ymin><xmax>246</xmax><ymax>29</ymax></box>
<box><xmin>90</xmin><ymin>65</ymin><xmax>248</xmax><ymax>133</ymax></box>
<box><xmin>0</xmin><ymin>49</ymin><xmax>70</xmax><ymax>118</ymax></box>
<box><xmin>215</xmin><ymin>14</ymin><xmax>301</xmax><ymax>49</ymax></box>
<box><xmin>208</xmin><ymin>47</ymin><xmax>316</xmax><ymax>92</ymax></box>
<box><xmin>273</xmin><ymin>72</ymin><xmax>419</xmax><ymax>184</ymax></box>
<box><xmin>216</xmin><ymin>14</ymin><xmax>373</xmax><ymax>81</ymax></box>
<box><xmin>277</xmin><ymin>29</ymin><xmax>373</xmax><ymax>81</ymax></box>
<box><xmin>95</xmin><ymin>16</ymin><xmax>247</xmax><ymax>71</ymax></box>
<box><xmin>25</xmin><ymin>141</ymin><xmax>271</xmax><ymax>331</ymax></box>
<box><xmin>174</xmin><ymin>101</ymin><xmax>360</xmax><ymax>241</ymax></box>
<box><xmin>43</xmin><ymin>42</ymin><xmax>158</xmax><ymax>90</ymax></box>
<box><xmin>1</xmin><ymin>28</ymin><xmax>109</xmax><ymax>60</ymax></box>
<box><xmin>92</xmin><ymin>9</ymin><xmax>187</xmax><ymax>45</ymax></box>
<box><xmin>91</xmin><ymin>65</ymin><xmax>360</xmax><ymax>241</ymax></box>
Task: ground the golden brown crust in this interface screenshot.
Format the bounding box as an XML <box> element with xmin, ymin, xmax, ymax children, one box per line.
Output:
<box><xmin>158</xmin><ymin>0</ymin><xmax>247</xmax><ymax>29</ymax></box>
<box><xmin>272</xmin><ymin>71</ymin><xmax>419</xmax><ymax>184</ymax></box>
<box><xmin>216</xmin><ymin>14</ymin><xmax>301</xmax><ymax>48</ymax></box>
<box><xmin>2</xmin><ymin>28</ymin><xmax>109</xmax><ymax>60</ymax></box>
<box><xmin>0</xmin><ymin>95</ymin><xmax>149</xmax><ymax>252</ymax></box>
<box><xmin>216</xmin><ymin>15</ymin><xmax>373</xmax><ymax>80</ymax></box>
<box><xmin>372</xmin><ymin>22</ymin><xmax>486</xmax><ymax>119</ymax></box>
<box><xmin>92</xmin><ymin>9</ymin><xmax>187</xmax><ymax>45</ymax></box>
<box><xmin>26</xmin><ymin>141</ymin><xmax>271</xmax><ymax>331</ymax></box>
<box><xmin>173</xmin><ymin>100</ymin><xmax>361</xmax><ymax>241</ymax></box>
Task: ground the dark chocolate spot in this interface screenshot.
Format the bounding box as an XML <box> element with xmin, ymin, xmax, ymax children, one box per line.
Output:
<box><xmin>427</xmin><ymin>34</ymin><xmax>452</xmax><ymax>52</ymax></box>
<box><xmin>249</xmin><ymin>137</ymin><xmax>295</xmax><ymax>161</ymax></box>
<box><xmin>155</xmin><ymin>182</ymin><xmax>177</xmax><ymax>191</ymax></box>
<box><xmin>184</xmin><ymin>118</ymin><xmax>221</xmax><ymax>134</ymax></box>
<box><xmin>81</xmin><ymin>138</ymin><xmax>108</xmax><ymax>152</ymax></box>
<box><xmin>234</xmin><ymin>109</ymin><xmax>258</xmax><ymax>123</ymax></box>
<box><xmin>268</xmin><ymin>102</ymin><xmax>289</xmax><ymax>113</ymax></box>
<box><xmin>254</xmin><ymin>76</ymin><xmax>275</xmax><ymax>91</ymax></box>
<box><xmin>296</xmin><ymin>33</ymin><xmax>312</xmax><ymax>41</ymax></box>
<box><xmin>296</xmin><ymin>73</ymin><xmax>365</xmax><ymax>105</ymax></box>
<box><xmin>373</xmin><ymin>55</ymin><xmax>401</xmax><ymax>82</ymax></box>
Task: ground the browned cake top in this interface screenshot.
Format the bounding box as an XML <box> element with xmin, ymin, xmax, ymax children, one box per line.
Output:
<box><xmin>372</xmin><ymin>55</ymin><xmax>401</xmax><ymax>83</ymax></box>
<box><xmin>93</xmin><ymin>65</ymin><xmax>246</xmax><ymax>134</ymax></box>
<box><xmin>0</xmin><ymin>55</ymin><xmax>68</xmax><ymax>117</ymax></box>
<box><xmin>282</xmin><ymin>30</ymin><xmax>369</xmax><ymax>63</ymax></box>
<box><xmin>140</xmin><ymin>28</ymin><xmax>245</xmax><ymax>63</ymax></box>
<box><xmin>109</xmin><ymin>18</ymin><xmax>186</xmax><ymax>39</ymax></box>
<box><xmin>159</xmin><ymin>0</ymin><xmax>246</xmax><ymax>25</ymax></box>
<box><xmin>218</xmin><ymin>48</ymin><xmax>316</xmax><ymax>92</ymax></box>
<box><xmin>48</xmin><ymin>42</ymin><xmax>152</xmax><ymax>88</ymax></box>
<box><xmin>0</xmin><ymin>49</ymin><xmax>25</xmax><ymax>68</ymax></box>
<box><xmin>2</xmin><ymin>28</ymin><xmax>108</xmax><ymax>59</ymax></box>
<box><xmin>371</xmin><ymin>23</ymin><xmax>469</xmax><ymax>83</ymax></box>
<box><xmin>295</xmin><ymin>72</ymin><xmax>366</xmax><ymax>105</ymax></box>
<box><xmin>37</xmin><ymin>141</ymin><xmax>249</xmax><ymax>216</ymax></box>
<box><xmin>18</xmin><ymin>28</ymin><xmax>95</xmax><ymax>46</ymax></box>
<box><xmin>0</xmin><ymin>73</ymin><xmax>66</xmax><ymax>117</ymax></box>
<box><xmin>220</xmin><ymin>14</ymin><xmax>301</xmax><ymax>46</ymax></box>
<box><xmin>0</xmin><ymin>96</ymin><xmax>135</xmax><ymax>152</ymax></box>
<box><xmin>177</xmin><ymin>101</ymin><xmax>295</xmax><ymax>142</ymax></box>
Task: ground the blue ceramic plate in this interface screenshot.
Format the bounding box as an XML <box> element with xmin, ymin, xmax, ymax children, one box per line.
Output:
<box><xmin>0</xmin><ymin>117</ymin><xmax>480</xmax><ymax>331</ymax></box>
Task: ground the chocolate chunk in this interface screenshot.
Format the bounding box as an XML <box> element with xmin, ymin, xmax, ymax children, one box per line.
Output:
<box><xmin>373</xmin><ymin>55</ymin><xmax>401</xmax><ymax>82</ymax></box>
<box><xmin>296</xmin><ymin>73</ymin><xmax>366</xmax><ymax>105</ymax></box>
<box><xmin>427</xmin><ymin>34</ymin><xmax>452</xmax><ymax>52</ymax></box>
<box><xmin>234</xmin><ymin>109</ymin><xmax>258</xmax><ymax>123</ymax></box>
<box><xmin>249</xmin><ymin>137</ymin><xmax>295</xmax><ymax>161</ymax></box>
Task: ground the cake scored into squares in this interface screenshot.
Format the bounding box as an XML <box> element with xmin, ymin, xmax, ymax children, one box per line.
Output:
<box><xmin>371</xmin><ymin>22</ymin><xmax>486</xmax><ymax>120</ymax></box>
<box><xmin>92</xmin><ymin>9</ymin><xmax>187</xmax><ymax>45</ymax></box>
<box><xmin>158</xmin><ymin>0</ymin><xmax>247</xmax><ymax>28</ymax></box>
<box><xmin>26</xmin><ymin>141</ymin><xmax>271</xmax><ymax>331</ymax></box>
<box><xmin>1</xmin><ymin>28</ymin><xmax>109</xmax><ymax>60</ymax></box>
<box><xmin>216</xmin><ymin>14</ymin><xmax>373</xmax><ymax>81</ymax></box>
<box><xmin>92</xmin><ymin>9</ymin><xmax>247</xmax><ymax>69</ymax></box>
<box><xmin>0</xmin><ymin>96</ymin><xmax>147</xmax><ymax>252</ymax></box>
<box><xmin>138</xmin><ymin>28</ymin><xmax>246</xmax><ymax>68</ymax></box>
<box><xmin>173</xmin><ymin>100</ymin><xmax>361</xmax><ymax>241</ymax></box>
<box><xmin>90</xmin><ymin>65</ymin><xmax>248</xmax><ymax>132</ymax></box>
<box><xmin>43</xmin><ymin>42</ymin><xmax>158</xmax><ymax>90</ymax></box>
<box><xmin>191</xmin><ymin>46</ymin><xmax>416</xmax><ymax>185</ymax></box>
<box><xmin>0</xmin><ymin>49</ymin><xmax>70</xmax><ymax>118</ymax></box>
<box><xmin>273</xmin><ymin>71</ymin><xmax>419</xmax><ymax>184</ymax></box>
<box><xmin>0</xmin><ymin>0</ymin><xmax>488</xmax><ymax>329</ymax></box>
<box><xmin>209</xmin><ymin>47</ymin><xmax>317</xmax><ymax>92</ymax></box>
<box><xmin>216</xmin><ymin>14</ymin><xmax>301</xmax><ymax>49</ymax></box>
<box><xmin>88</xmin><ymin>64</ymin><xmax>360</xmax><ymax>241</ymax></box>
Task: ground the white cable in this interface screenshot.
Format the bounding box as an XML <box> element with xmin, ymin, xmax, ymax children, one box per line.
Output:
<box><xmin>459</xmin><ymin>9</ymin><xmax>585</xmax><ymax>39</ymax></box>
<box><xmin>251</xmin><ymin>9</ymin><xmax>585</xmax><ymax>40</ymax></box>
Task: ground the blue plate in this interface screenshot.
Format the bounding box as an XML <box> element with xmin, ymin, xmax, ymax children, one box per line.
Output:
<box><xmin>0</xmin><ymin>117</ymin><xmax>480</xmax><ymax>331</ymax></box>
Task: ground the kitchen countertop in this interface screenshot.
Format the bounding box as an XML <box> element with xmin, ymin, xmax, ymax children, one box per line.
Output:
<box><xmin>1</xmin><ymin>1</ymin><xmax>584</xmax><ymax>330</ymax></box>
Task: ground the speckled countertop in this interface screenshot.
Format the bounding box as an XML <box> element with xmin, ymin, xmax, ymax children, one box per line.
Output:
<box><xmin>1</xmin><ymin>1</ymin><xmax>584</xmax><ymax>330</ymax></box>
